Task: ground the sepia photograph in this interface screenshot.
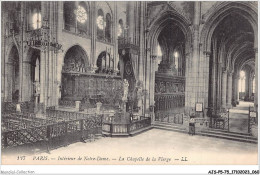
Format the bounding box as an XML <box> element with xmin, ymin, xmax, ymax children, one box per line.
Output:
<box><xmin>0</xmin><ymin>0</ymin><xmax>258</xmax><ymax>174</ymax></box>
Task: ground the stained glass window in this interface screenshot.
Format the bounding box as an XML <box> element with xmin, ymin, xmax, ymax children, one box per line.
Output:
<box><xmin>28</xmin><ymin>2</ymin><xmax>41</xmax><ymax>30</ymax></box>
<box><xmin>118</xmin><ymin>19</ymin><xmax>123</xmax><ymax>37</ymax></box>
<box><xmin>32</xmin><ymin>13</ymin><xmax>42</xmax><ymax>29</ymax></box>
<box><xmin>97</xmin><ymin>9</ymin><xmax>105</xmax><ymax>39</ymax></box>
<box><xmin>239</xmin><ymin>71</ymin><xmax>246</xmax><ymax>93</ymax></box>
<box><xmin>105</xmin><ymin>13</ymin><xmax>111</xmax><ymax>42</ymax></box>
<box><xmin>76</xmin><ymin>6</ymin><xmax>87</xmax><ymax>23</ymax></box>
<box><xmin>97</xmin><ymin>15</ymin><xmax>105</xmax><ymax>30</ymax></box>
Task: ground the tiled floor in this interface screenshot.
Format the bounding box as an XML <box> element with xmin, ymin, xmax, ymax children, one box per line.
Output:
<box><xmin>2</xmin><ymin>128</ymin><xmax>258</xmax><ymax>165</ymax></box>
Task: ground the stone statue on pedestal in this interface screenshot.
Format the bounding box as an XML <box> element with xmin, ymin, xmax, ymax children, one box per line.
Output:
<box><xmin>136</xmin><ymin>81</ymin><xmax>144</xmax><ymax>116</ymax></box>
<box><xmin>122</xmin><ymin>79</ymin><xmax>129</xmax><ymax>102</ymax></box>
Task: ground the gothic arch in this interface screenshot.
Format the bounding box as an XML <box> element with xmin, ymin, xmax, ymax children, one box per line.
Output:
<box><xmin>63</xmin><ymin>44</ymin><xmax>89</xmax><ymax>69</ymax></box>
<box><xmin>148</xmin><ymin>9</ymin><xmax>192</xmax><ymax>56</ymax></box>
<box><xmin>6</xmin><ymin>45</ymin><xmax>20</xmax><ymax>102</ymax></box>
<box><xmin>201</xmin><ymin>1</ymin><xmax>258</xmax><ymax>53</ymax></box>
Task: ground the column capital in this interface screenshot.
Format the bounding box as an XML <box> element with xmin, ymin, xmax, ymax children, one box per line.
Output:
<box><xmin>203</xmin><ymin>51</ymin><xmax>211</xmax><ymax>56</ymax></box>
<box><xmin>222</xmin><ymin>68</ymin><xmax>227</xmax><ymax>74</ymax></box>
<box><xmin>227</xmin><ymin>70</ymin><xmax>233</xmax><ymax>76</ymax></box>
<box><xmin>249</xmin><ymin>73</ymin><xmax>255</xmax><ymax>80</ymax></box>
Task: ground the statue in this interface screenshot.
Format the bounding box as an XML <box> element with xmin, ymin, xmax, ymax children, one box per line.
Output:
<box><xmin>122</xmin><ymin>79</ymin><xmax>129</xmax><ymax>101</ymax></box>
<box><xmin>33</xmin><ymin>81</ymin><xmax>40</xmax><ymax>96</ymax></box>
<box><xmin>136</xmin><ymin>81</ymin><xmax>144</xmax><ymax>116</ymax></box>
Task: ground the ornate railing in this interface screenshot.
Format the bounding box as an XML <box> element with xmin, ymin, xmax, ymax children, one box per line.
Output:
<box><xmin>248</xmin><ymin>106</ymin><xmax>257</xmax><ymax>134</ymax></box>
<box><xmin>129</xmin><ymin>118</ymin><xmax>151</xmax><ymax>132</ymax></box>
<box><xmin>2</xmin><ymin>113</ymin><xmax>103</xmax><ymax>150</ymax></box>
<box><xmin>58</xmin><ymin>99</ymin><xmax>76</xmax><ymax>108</ymax></box>
<box><xmin>2</xmin><ymin>113</ymin><xmax>48</xmax><ymax>132</ymax></box>
<box><xmin>210</xmin><ymin>111</ymin><xmax>229</xmax><ymax>131</ymax></box>
<box><xmin>2</xmin><ymin>101</ymin><xmax>35</xmax><ymax>115</ymax></box>
<box><xmin>102</xmin><ymin>117</ymin><xmax>151</xmax><ymax>136</ymax></box>
<box><xmin>154</xmin><ymin>111</ymin><xmax>184</xmax><ymax>124</ymax></box>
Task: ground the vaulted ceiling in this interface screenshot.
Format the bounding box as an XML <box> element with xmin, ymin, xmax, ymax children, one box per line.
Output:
<box><xmin>212</xmin><ymin>13</ymin><xmax>255</xmax><ymax>74</ymax></box>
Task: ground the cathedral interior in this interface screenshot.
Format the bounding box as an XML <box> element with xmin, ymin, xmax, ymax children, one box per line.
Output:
<box><xmin>1</xmin><ymin>1</ymin><xmax>258</xmax><ymax>154</ymax></box>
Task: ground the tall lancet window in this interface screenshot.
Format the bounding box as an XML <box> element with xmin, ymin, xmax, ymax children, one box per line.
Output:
<box><xmin>28</xmin><ymin>2</ymin><xmax>41</xmax><ymax>30</ymax></box>
<box><xmin>174</xmin><ymin>51</ymin><xmax>179</xmax><ymax>71</ymax></box>
<box><xmin>105</xmin><ymin>13</ymin><xmax>112</xmax><ymax>42</ymax></box>
<box><xmin>76</xmin><ymin>2</ymin><xmax>88</xmax><ymax>34</ymax></box>
<box><xmin>97</xmin><ymin>9</ymin><xmax>105</xmax><ymax>39</ymax></box>
<box><xmin>35</xmin><ymin>58</ymin><xmax>40</xmax><ymax>82</ymax></box>
<box><xmin>157</xmin><ymin>45</ymin><xmax>162</xmax><ymax>57</ymax></box>
<box><xmin>118</xmin><ymin>19</ymin><xmax>123</xmax><ymax>38</ymax></box>
<box><xmin>239</xmin><ymin>71</ymin><xmax>246</xmax><ymax>93</ymax></box>
<box><xmin>64</xmin><ymin>2</ymin><xmax>89</xmax><ymax>35</ymax></box>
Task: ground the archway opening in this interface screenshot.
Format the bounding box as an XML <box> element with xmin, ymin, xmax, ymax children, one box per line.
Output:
<box><xmin>61</xmin><ymin>45</ymin><xmax>88</xmax><ymax>100</ymax></box>
<box><xmin>7</xmin><ymin>46</ymin><xmax>19</xmax><ymax>102</ymax></box>
<box><xmin>208</xmin><ymin>13</ymin><xmax>254</xmax><ymax>113</ymax></box>
<box><xmin>154</xmin><ymin>21</ymin><xmax>186</xmax><ymax>123</ymax></box>
<box><xmin>27</xmin><ymin>48</ymin><xmax>41</xmax><ymax>104</ymax></box>
<box><xmin>206</xmin><ymin>9</ymin><xmax>255</xmax><ymax>134</ymax></box>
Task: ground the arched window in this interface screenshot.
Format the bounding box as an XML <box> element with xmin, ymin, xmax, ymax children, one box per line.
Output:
<box><xmin>105</xmin><ymin>13</ymin><xmax>112</xmax><ymax>42</ymax></box>
<box><xmin>64</xmin><ymin>2</ymin><xmax>76</xmax><ymax>31</ymax></box>
<box><xmin>76</xmin><ymin>2</ymin><xmax>88</xmax><ymax>34</ymax></box>
<box><xmin>96</xmin><ymin>51</ymin><xmax>110</xmax><ymax>73</ymax></box>
<box><xmin>157</xmin><ymin>45</ymin><xmax>162</xmax><ymax>57</ymax></box>
<box><xmin>28</xmin><ymin>2</ymin><xmax>41</xmax><ymax>30</ymax></box>
<box><xmin>174</xmin><ymin>51</ymin><xmax>179</xmax><ymax>72</ymax></box>
<box><xmin>239</xmin><ymin>71</ymin><xmax>246</xmax><ymax>93</ymax></box>
<box><xmin>64</xmin><ymin>2</ymin><xmax>89</xmax><ymax>35</ymax></box>
<box><xmin>118</xmin><ymin>19</ymin><xmax>123</xmax><ymax>38</ymax></box>
<box><xmin>34</xmin><ymin>58</ymin><xmax>40</xmax><ymax>82</ymax></box>
<box><xmin>97</xmin><ymin>9</ymin><xmax>105</xmax><ymax>39</ymax></box>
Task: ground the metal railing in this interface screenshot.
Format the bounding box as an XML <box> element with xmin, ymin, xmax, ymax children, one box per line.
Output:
<box><xmin>210</xmin><ymin>110</ymin><xmax>229</xmax><ymax>131</ymax></box>
<box><xmin>2</xmin><ymin>108</ymin><xmax>103</xmax><ymax>150</ymax></box>
<box><xmin>155</xmin><ymin>111</ymin><xmax>184</xmax><ymax>124</ymax></box>
<box><xmin>248</xmin><ymin>106</ymin><xmax>257</xmax><ymax>134</ymax></box>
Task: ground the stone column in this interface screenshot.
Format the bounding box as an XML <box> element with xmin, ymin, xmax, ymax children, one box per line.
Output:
<box><xmin>184</xmin><ymin>1</ymin><xmax>200</xmax><ymax>114</ymax></box>
<box><xmin>248</xmin><ymin>73</ymin><xmax>253</xmax><ymax>101</ymax></box>
<box><xmin>113</xmin><ymin>2</ymin><xmax>118</xmax><ymax>71</ymax></box>
<box><xmin>236</xmin><ymin>75</ymin><xmax>240</xmax><ymax>103</ymax></box>
<box><xmin>245</xmin><ymin>71</ymin><xmax>249</xmax><ymax>100</ymax></box>
<box><xmin>254</xmin><ymin>48</ymin><xmax>258</xmax><ymax>110</ymax></box>
<box><xmin>221</xmin><ymin>69</ymin><xmax>227</xmax><ymax>109</ymax></box>
<box><xmin>91</xmin><ymin>2</ymin><xmax>96</xmax><ymax>67</ymax></box>
<box><xmin>150</xmin><ymin>55</ymin><xmax>157</xmax><ymax>107</ymax></box>
<box><xmin>233</xmin><ymin>74</ymin><xmax>239</xmax><ymax>106</ymax></box>
<box><xmin>226</xmin><ymin>71</ymin><xmax>233</xmax><ymax>108</ymax></box>
<box><xmin>127</xmin><ymin>2</ymin><xmax>135</xmax><ymax>42</ymax></box>
<box><xmin>204</xmin><ymin>51</ymin><xmax>211</xmax><ymax>116</ymax></box>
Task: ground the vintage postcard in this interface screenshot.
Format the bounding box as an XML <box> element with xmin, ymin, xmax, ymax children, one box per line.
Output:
<box><xmin>1</xmin><ymin>0</ymin><xmax>259</xmax><ymax>173</ymax></box>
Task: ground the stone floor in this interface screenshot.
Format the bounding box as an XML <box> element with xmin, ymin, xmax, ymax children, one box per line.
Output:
<box><xmin>229</xmin><ymin>101</ymin><xmax>254</xmax><ymax>134</ymax></box>
<box><xmin>2</xmin><ymin>128</ymin><xmax>258</xmax><ymax>165</ymax></box>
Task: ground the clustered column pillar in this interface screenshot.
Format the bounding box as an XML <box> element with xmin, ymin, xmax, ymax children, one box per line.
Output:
<box><xmin>221</xmin><ymin>69</ymin><xmax>227</xmax><ymax>109</ymax></box>
<box><xmin>248</xmin><ymin>74</ymin><xmax>253</xmax><ymax>101</ymax></box>
<box><xmin>226</xmin><ymin>71</ymin><xmax>233</xmax><ymax>108</ymax></box>
<box><xmin>233</xmin><ymin>73</ymin><xmax>239</xmax><ymax>106</ymax></box>
<box><xmin>254</xmin><ymin>48</ymin><xmax>258</xmax><ymax>111</ymax></box>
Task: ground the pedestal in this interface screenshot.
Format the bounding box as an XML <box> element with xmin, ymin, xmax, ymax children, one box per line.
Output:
<box><xmin>16</xmin><ymin>103</ymin><xmax>21</xmax><ymax>113</ymax></box>
<box><xmin>96</xmin><ymin>102</ymin><xmax>102</xmax><ymax>114</ymax></box>
<box><xmin>34</xmin><ymin>96</ymin><xmax>39</xmax><ymax>113</ymax></box>
<box><xmin>75</xmin><ymin>101</ymin><xmax>81</xmax><ymax>111</ymax></box>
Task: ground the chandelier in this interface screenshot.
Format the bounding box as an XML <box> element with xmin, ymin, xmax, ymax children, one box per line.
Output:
<box><xmin>25</xmin><ymin>18</ymin><xmax>63</xmax><ymax>52</ymax></box>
